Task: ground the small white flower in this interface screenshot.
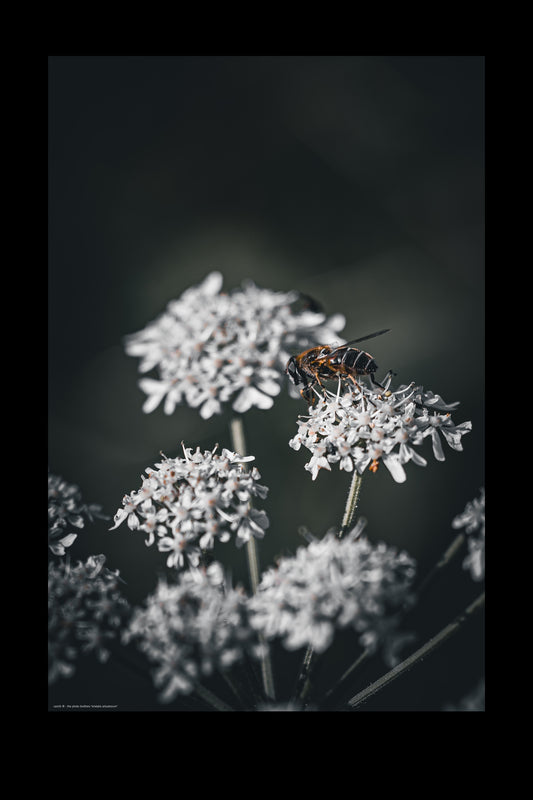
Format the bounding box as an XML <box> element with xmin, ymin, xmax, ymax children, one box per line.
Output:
<box><xmin>110</xmin><ymin>444</ymin><xmax>270</xmax><ymax>569</ymax></box>
<box><xmin>289</xmin><ymin>378</ymin><xmax>471</xmax><ymax>483</ymax></box>
<box><xmin>452</xmin><ymin>488</ymin><xmax>485</xmax><ymax>536</ymax></box>
<box><xmin>109</xmin><ymin>494</ymin><xmax>142</xmax><ymax>531</ymax></box>
<box><xmin>158</xmin><ymin>531</ymin><xmax>201</xmax><ymax>569</ymax></box>
<box><xmin>230</xmin><ymin>505</ymin><xmax>270</xmax><ymax>548</ymax></box>
<box><xmin>125</xmin><ymin>272</ymin><xmax>345</xmax><ymax>418</ymax></box>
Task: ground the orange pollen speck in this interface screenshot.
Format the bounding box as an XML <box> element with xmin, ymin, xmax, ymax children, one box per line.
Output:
<box><xmin>369</xmin><ymin>459</ymin><xmax>380</xmax><ymax>473</ymax></box>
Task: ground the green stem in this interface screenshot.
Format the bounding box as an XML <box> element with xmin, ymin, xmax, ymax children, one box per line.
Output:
<box><xmin>229</xmin><ymin>414</ymin><xmax>276</xmax><ymax>701</ymax></box>
<box><xmin>346</xmin><ymin>591</ymin><xmax>485</xmax><ymax>711</ymax></box>
<box><xmin>338</xmin><ymin>470</ymin><xmax>364</xmax><ymax>539</ymax></box>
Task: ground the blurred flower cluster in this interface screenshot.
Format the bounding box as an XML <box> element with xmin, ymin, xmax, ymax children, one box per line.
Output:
<box><xmin>248</xmin><ymin>520</ymin><xmax>416</xmax><ymax>664</ymax></box>
<box><xmin>48</xmin><ymin>470</ymin><xmax>108</xmax><ymax>555</ymax></box>
<box><xmin>289</xmin><ymin>379</ymin><xmax>472</xmax><ymax>483</ymax></box>
<box><xmin>123</xmin><ymin>563</ymin><xmax>260</xmax><ymax>703</ymax></box>
<box><xmin>48</xmin><ymin>554</ymin><xmax>129</xmax><ymax>684</ymax></box>
<box><xmin>109</xmin><ymin>445</ymin><xmax>270</xmax><ymax>568</ymax></box>
<box><xmin>124</xmin><ymin>271</ymin><xmax>345</xmax><ymax>418</ymax></box>
<box><xmin>452</xmin><ymin>488</ymin><xmax>485</xmax><ymax>581</ymax></box>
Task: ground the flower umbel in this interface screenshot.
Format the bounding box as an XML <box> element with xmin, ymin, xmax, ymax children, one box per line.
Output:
<box><xmin>109</xmin><ymin>444</ymin><xmax>270</xmax><ymax>567</ymax></box>
<box><xmin>289</xmin><ymin>378</ymin><xmax>472</xmax><ymax>483</ymax></box>
<box><xmin>124</xmin><ymin>271</ymin><xmax>345</xmax><ymax>418</ymax></box>
<box><xmin>48</xmin><ymin>470</ymin><xmax>109</xmax><ymax>555</ymax></box>
<box><xmin>48</xmin><ymin>555</ymin><xmax>129</xmax><ymax>684</ymax></box>
<box><xmin>247</xmin><ymin>522</ymin><xmax>416</xmax><ymax>664</ymax></box>
<box><xmin>123</xmin><ymin>564</ymin><xmax>260</xmax><ymax>703</ymax></box>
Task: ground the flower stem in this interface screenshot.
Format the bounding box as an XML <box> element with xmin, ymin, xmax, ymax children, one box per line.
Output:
<box><xmin>194</xmin><ymin>683</ymin><xmax>235</xmax><ymax>712</ymax></box>
<box><xmin>294</xmin><ymin>470</ymin><xmax>364</xmax><ymax>702</ymax></box>
<box><xmin>346</xmin><ymin>591</ymin><xmax>485</xmax><ymax>710</ymax></box>
<box><xmin>414</xmin><ymin>532</ymin><xmax>465</xmax><ymax>596</ymax></box>
<box><xmin>338</xmin><ymin>470</ymin><xmax>364</xmax><ymax>539</ymax></box>
<box><xmin>229</xmin><ymin>414</ymin><xmax>276</xmax><ymax>701</ymax></box>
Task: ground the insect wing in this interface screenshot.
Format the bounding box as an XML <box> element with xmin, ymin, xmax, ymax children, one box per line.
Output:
<box><xmin>344</xmin><ymin>328</ymin><xmax>390</xmax><ymax>347</ymax></box>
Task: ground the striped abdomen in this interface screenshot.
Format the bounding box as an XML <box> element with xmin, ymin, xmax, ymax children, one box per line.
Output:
<box><xmin>324</xmin><ymin>347</ymin><xmax>378</xmax><ymax>376</ymax></box>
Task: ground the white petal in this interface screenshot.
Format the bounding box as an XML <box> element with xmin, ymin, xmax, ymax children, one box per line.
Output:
<box><xmin>127</xmin><ymin>513</ymin><xmax>140</xmax><ymax>530</ymax></box>
<box><xmin>164</xmin><ymin>392</ymin><xmax>178</xmax><ymax>415</ymax></box>
<box><xmin>430</xmin><ymin>429</ymin><xmax>446</xmax><ymax>461</ymax></box>
<box><xmin>60</xmin><ymin>532</ymin><xmax>78</xmax><ymax>548</ymax></box>
<box><xmin>142</xmin><ymin>392</ymin><xmax>165</xmax><ymax>414</ymax></box>
<box><xmin>139</xmin><ymin>379</ymin><xmax>169</xmax><ymax>414</ymax></box>
<box><xmin>399</xmin><ymin>442</ymin><xmax>427</xmax><ymax>467</ymax></box>
<box><xmin>109</xmin><ymin>508</ymin><xmax>127</xmax><ymax>530</ymax></box>
<box><xmin>200</xmin><ymin>397</ymin><xmax>222</xmax><ymax>419</ymax></box>
<box><xmin>231</xmin><ymin>388</ymin><xmax>253</xmax><ymax>413</ymax></box>
<box><xmin>383</xmin><ymin>453</ymin><xmax>407</xmax><ymax>483</ymax></box>
<box><xmin>199</xmin><ymin>532</ymin><xmax>214</xmax><ymax>549</ymax></box>
<box><xmin>255</xmin><ymin>378</ymin><xmax>281</xmax><ymax>397</ymax></box>
<box><xmin>201</xmin><ymin>271</ymin><xmax>224</xmax><ymax>295</ymax></box>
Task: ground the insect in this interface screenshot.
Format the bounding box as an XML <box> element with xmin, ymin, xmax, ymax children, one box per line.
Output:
<box><xmin>285</xmin><ymin>328</ymin><xmax>391</xmax><ymax>404</ymax></box>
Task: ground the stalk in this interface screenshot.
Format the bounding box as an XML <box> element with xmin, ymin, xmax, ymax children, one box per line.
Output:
<box><xmin>346</xmin><ymin>591</ymin><xmax>485</xmax><ymax>710</ymax></box>
<box><xmin>338</xmin><ymin>470</ymin><xmax>364</xmax><ymax>539</ymax></box>
<box><xmin>229</xmin><ymin>414</ymin><xmax>276</xmax><ymax>700</ymax></box>
<box><xmin>414</xmin><ymin>532</ymin><xmax>465</xmax><ymax>596</ymax></box>
<box><xmin>194</xmin><ymin>683</ymin><xmax>235</xmax><ymax>712</ymax></box>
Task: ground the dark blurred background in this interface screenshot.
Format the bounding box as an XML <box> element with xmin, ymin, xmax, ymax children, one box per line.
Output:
<box><xmin>48</xmin><ymin>55</ymin><xmax>484</xmax><ymax>711</ymax></box>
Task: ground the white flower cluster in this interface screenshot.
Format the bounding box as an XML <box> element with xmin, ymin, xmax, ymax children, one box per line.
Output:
<box><xmin>123</xmin><ymin>564</ymin><xmax>259</xmax><ymax>703</ymax></box>
<box><xmin>289</xmin><ymin>379</ymin><xmax>472</xmax><ymax>483</ymax></box>
<box><xmin>124</xmin><ymin>271</ymin><xmax>345</xmax><ymax>418</ymax></box>
<box><xmin>109</xmin><ymin>445</ymin><xmax>270</xmax><ymax>568</ymax></box>
<box><xmin>452</xmin><ymin>488</ymin><xmax>485</xmax><ymax>581</ymax></box>
<box><xmin>48</xmin><ymin>555</ymin><xmax>129</xmax><ymax>684</ymax></box>
<box><xmin>48</xmin><ymin>470</ymin><xmax>108</xmax><ymax>555</ymax></box>
<box><xmin>247</xmin><ymin>522</ymin><xmax>416</xmax><ymax>663</ymax></box>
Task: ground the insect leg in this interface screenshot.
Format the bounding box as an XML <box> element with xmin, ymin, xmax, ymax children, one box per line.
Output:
<box><xmin>347</xmin><ymin>374</ymin><xmax>363</xmax><ymax>393</ymax></box>
<box><xmin>369</xmin><ymin>371</ymin><xmax>395</xmax><ymax>396</ymax></box>
<box><xmin>300</xmin><ymin>377</ymin><xmax>318</xmax><ymax>406</ymax></box>
<box><xmin>368</xmin><ymin>373</ymin><xmax>385</xmax><ymax>390</ymax></box>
